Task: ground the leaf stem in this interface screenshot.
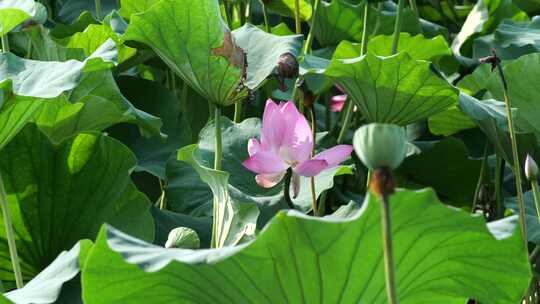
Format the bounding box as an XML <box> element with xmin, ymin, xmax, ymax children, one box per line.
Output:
<box><xmin>495</xmin><ymin>155</ymin><xmax>505</xmax><ymax>219</ymax></box>
<box><xmin>472</xmin><ymin>142</ymin><xmax>488</xmax><ymax>212</ymax></box>
<box><xmin>303</xmin><ymin>0</ymin><xmax>321</xmax><ymax>54</ymax></box>
<box><xmin>260</xmin><ymin>0</ymin><xmax>270</xmax><ymax>32</ymax></box>
<box><xmin>361</xmin><ymin>3</ymin><xmax>370</xmax><ymax>55</ymax></box>
<box><xmin>336</xmin><ymin>97</ymin><xmax>353</xmax><ymax>144</ymax></box>
<box><xmin>294</xmin><ymin>0</ymin><xmax>301</xmax><ymax>34</ymax></box>
<box><xmin>234</xmin><ymin>102</ymin><xmax>242</xmax><ymax>123</ymax></box>
<box><xmin>283</xmin><ymin>168</ymin><xmax>295</xmax><ymax>209</ymax></box>
<box><xmin>0</xmin><ymin>173</ymin><xmax>23</xmax><ymax>289</ymax></box>
<box><xmin>1</xmin><ymin>35</ymin><xmax>9</xmax><ymax>53</ymax></box>
<box><xmin>95</xmin><ymin>0</ymin><xmax>102</xmax><ymax>20</ymax></box>
<box><xmin>391</xmin><ymin>0</ymin><xmax>405</xmax><ymax>55</ymax></box>
<box><xmin>309</xmin><ymin>105</ymin><xmax>319</xmax><ymax>216</ymax></box>
<box><xmin>408</xmin><ymin>0</ymin><xmax>420</xmax><ymax>24</ymax></box>
<box><xmin>244</xmin><ymin>0</ymin><xmax>252</xmax><ymax>22</ymax></box>
<box><xmin>495</xmin><ymin>59</ymin><xmax>527</xmax><ymax>248</ymax></box>
<box><xmin>214</xmin><ymin>107</ymin><xmax>222</xmax><ymax>171</ymax></box>
<box><xmin>532</xmin><ymin>180</ymin><xmax>540</xmax><ymax>223</ymax></box>
<box><xmin>381</xmin><ymin>193</ymin><xmax>398</xmax><ymax>304</ymax></box>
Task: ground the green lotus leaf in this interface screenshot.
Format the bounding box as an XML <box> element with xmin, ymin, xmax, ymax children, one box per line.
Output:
<box><xmin>82</xmin><ymin>189</ymin><xmax>530</xmax><ymax>304</ymax></box>
<box><xmin>323</xmin><ymin>52</ymin><xmax>458</xmax><ymax>126</ymax></box>
<box><xmin>0</xmin><ymin>126</ymin><xmax>154</xmax><ymax>285</ymax></box>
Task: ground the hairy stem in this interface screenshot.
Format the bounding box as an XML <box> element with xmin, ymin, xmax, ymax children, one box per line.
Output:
<box><xmin>472</xmin><ymin>142</ymin><xmax>488</xmax><ymax>212</ymax></box>
<box><xmin>309</xmin><ymin>105</ymin><xmax>318</xmax><ymax>216</ymax></box>
<box><xmin>95</xmin><ymin>0</ymin><xmax>102</xmax><ymax>20</ymax></box>
<box><xmin>234</xmin><ymin>101</ymin><xmax>242</xmax><ymax>123</ymax></box>
<box><xmin>294</xmin><ymin>0</ymin><xmax>301</xmax><ymax>34</ymax></box>
<box><xmin>495</xmin><ymin>155</ymin><xmax>505</xmax><ymax>219</ymax></box>
<box><xmin>361</xmin><ymin>3</ymin><xmax>370</xmax><ymax>55</ymax></box>
<box><xmin>283</xmin><ymin>168</ymin><xmax>294</xmax><ymax>209</ymax></box>
<box><xmin>260</xmin><ymin>0</ymin><xmax>270</xmax><ymax>32</ymax></box>
<box><xmin>303</xmin><ymin>0</ymin><xmax>321</xmax><ymax>54</ymax></box>
<box><xmin>391</xmin><ymin>0</ymin><xmax>405</xmax><ymax>55</ymax></box>
<box><xmin>532</xmin><ymin>180</ymin><xmax>540</xmax><ymax>223</ymax></box>
<box><xmin>0</xmin><ymin>173</ymin><xmax>23</xmax><ymax>288</ymax></box>
<box><xmin>1</xmin><ymin>35</ymin><xmax>9</xmax><ymax>53</ymax></box>
<box><xmin>214</xmin><ymin>108</ymin><xmax>223</xmax><ymax>171</ymax></box>
<box><xmin>495</xmin><ymin>60</ymin><xmax>527</xmax><ymax>248</ymax></box>
<box><xmin>381</xmin><ymin>193</ymin><xmax>398</xmax><ymax>304</ymax></box>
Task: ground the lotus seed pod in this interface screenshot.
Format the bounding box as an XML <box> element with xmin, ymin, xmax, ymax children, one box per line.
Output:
<box><xmin>165</xmin><ymin>227</ymin><xmax>200</xmax><ymax>249</ymax></box>
<box><xmin>353</xmin><ymin>123</ymin><xmax>407</xmax><ymax>170</ymax></box>
<box><xmin>525</xmin><ymin>154</ymin><xmax>539</xmax><ymax>181</ymax></box>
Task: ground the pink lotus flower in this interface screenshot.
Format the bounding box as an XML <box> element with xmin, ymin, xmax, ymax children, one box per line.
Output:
<box><xmin>330</xmin><ymin>94</ymin><xmax>347</xmax><ymax>112</ymax></box>
<box><xmin>243</xmin><ymin>99</ymin><xmax>353</xmax><ymax>194</ymax></box>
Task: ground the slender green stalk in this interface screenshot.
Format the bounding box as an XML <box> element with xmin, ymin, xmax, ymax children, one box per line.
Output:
<box><xmin>336</xmin><ymin>98</ymin><xmax>353</xmax><ymax>144</ymax></box>
<box><xmin>361</xmin><ymin>3</ymin><xmax>370</xmax><ymax>55</ymax></box>
<box><xmin>532</xmin><ymin>180</ymin><xmax>540</xmax><ymax>222</ymax></box>
<box><xmin>494</xmin><ymin>60</ymin><xmax>527</xmax><ymax>247</ymax></box>
<box><xmin>260</xmin><ymin>0</ymin><xmax>270</xmax><ymax>32</ymax></box>
<box><xmin>95</xmin><ymin>0</ymin><xmax>102</xmax><ymax>20</ymax></box>
<box><xmin>0</xmin><ymin>173</ymin><xmax>23</xmax><ymax>289</ymax></box>
<box><xmin>303</xmin><ymin>0</ymin><xmax>321</xmax><ymax>54</ymax></box>
<box><xmin>220</xmin><ymin>2</ymin><xmax>230</xmax><ymax>26</ymax></box>
<box><xmin>244</xmin><ymin>0</ymin><xmax>252</xmax><ymax>22</ymax></box>
<box><xmin>335</xmin><ymin>2</ymin><xmax>369</xmax><ymax>145</ymax></box>
<box><xmin>391</xmin><ymin>0</ymin><xmax>405</xmax><ymax>55</ymax></box>
<box><xmin>381</xmin><ymin>194</ymin><xmax>398</xmax><ymax>304</ymax></box>
<box><xmin>309</xmin><ymin>105</ymin><xmax>319</xmax><ymax>216</ymax></box>
<box><xmin>408</xmin><ymin>0</ymin><xmax>420</xmax><ymax>22</ymax></box>
<box><xmin>283</xmin><ymin>168</ymin><xmax>294</xmax><ymax>209</ymax></box>
<box><xmin>472</xmin><ymin>142</ymin><xmax>489</xmax><ymax>212</ymax></box>
<box><xmin>294</xmin><ymin>0</ymin><xmax>301</xmax><ymax>34</ymax></box>
<box><xmin>366</xmin><ymin>168</ymin><xmax>372</xmax><ymax>191</ymax></box>
<box><xmin>158</xmin><ymin>180</ymin><xmax>167</xmax><ymax>210</ymax></box>
<box><xmin>495</xmin><ymin>155</ymin><xmax>505</xmax><ymax>219</ymax></box>
<box><xmin>231</xmin><ymin>2</ymin><xmax>242</xmax><ymax>29</ymax></box>
<box><xmin>214</xmin><ymin>108</ymin><xmax>223</xmax><ymax>171</ymax></box>
<box><xmin>234</xmin><ymin>101</ymin><xmax>242</xmax><ymax>123</ymax></box>
<box><xmin>1</xmin><ymin>35</ymin><xmax>9</xmax><ymax>53</ymax></box>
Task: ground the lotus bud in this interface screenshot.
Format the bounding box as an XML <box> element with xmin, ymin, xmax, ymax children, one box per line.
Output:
<box><xmin>165</xmin><ymin>227</ymin><xmax>200</xmax><ymax>249</ymax></box>
<box><xmin>525</xmin><ymin>154</ymin><xmax>539</xmax><ymax>181</ymax></box>
<box><xmin>276</xmin><ymin>53</ymin><xmax>299</xmax><ymax>91</ymax></box>
<box><xmin>353</xmin><ymin>123</ymin><xmax>407</xmax><ymax>170</ymax></box>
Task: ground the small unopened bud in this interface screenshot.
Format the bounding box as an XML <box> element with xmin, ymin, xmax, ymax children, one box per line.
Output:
<box><xmin>353</xmin><ymin>123</ymin><xmax>407</xmax><ymax>170</ymax></box>
<box><xmin>165</xmin><ymin>227</ymin><xmax>200</xmax><ymax>249</ymax></box>
<box><xmin>525</xmin><ymin>154</ymin><xmax>539</xmax><ymax>181</ymax></box>
<box><xmin>276</xmin><ymin>53</ymin><xmax>299</xmax><ymax>91</ymax></box>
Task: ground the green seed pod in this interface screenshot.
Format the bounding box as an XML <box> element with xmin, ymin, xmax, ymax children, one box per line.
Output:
<box><xmin>353</xmin><ymin>123</ymin><xmax>407</xmax><ymax>170</ymax></box>
<box><xmin>525</xmin><ymin>154</ymin><xmax>539</xmax><ymax>181</ymax></box>
<box><xmin>165</xmin><ymin>227</ymin><xmax>200</xmax><ymax>249</ymax></box>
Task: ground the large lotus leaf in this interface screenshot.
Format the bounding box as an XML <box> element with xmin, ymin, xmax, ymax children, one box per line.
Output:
<box><xmin>0</xmin><ymin>126</ymin><xmax>154</xmax><ymax>285</ymax></box>
<box><xmin>17</xmin><ymin>26</ymin><xmax>86</xmax><ymax>62</ymax></box>
<box><xmin>123</xmin><ymin>0</ymin><xmax>246</xmax><ymax>107</ymax></box>
<box><xmin>232</xmin><ymin>24</ymin><xmax>302</xmax><ymax>90</ymax></box>
<box><xmin>513</xmin><ymin>0</ymin><xmax>540</xmax><ymax>13</ymax></box>
<box><xmin>264</xmin><ymin>0</ymin><xmax>312</xmax><ymax>21</ymax></box>
<box><xmin>119</xmin><ymin>0</ymin><xmax>160</xmax><ymax>19</ymax></box>
<box><xmin>111</xmin><ymin>76</ymin><xmax>192</xmax><ymax>179</ymax></box>
<box><xmin>0</xmin><ymin>0</ymin><xmax>45</xmax><ymax>36</ymax></box>
<box><xmin>62</xmin><ymin>23</ymin><xmax>136</xmax><ymax>63</ymax></box>
<box><xmin>0</xmin><ymin>93</ymin><xmax>42</xmax><ymax>150</ymax></box>
<box><xmin>427</xmin><ymin>106</ymin><xmax>476</xmax><ymax>136</ymax></box>
<box><xmin>323</xmin><ymin>52</ymin><xmax>458</xmax><ymax>126</ymax></box>
<box><xmin>165</xmin><ymin>117</ymin><xmax>352</xmax><ymax>223</ymax></box>
<box><xmin>312</xmin><ymin>0</ymin><xmax>421</xmax><ymax>47</ymax></box>
<box><xmin>334</xmin><ymin>33</ymin><xmax>452</xmax><ymax>69</ymax></box>
<box><xmin>0</xmin><ymin>41</ymin><xmax>116</xmax><ymax>98</ymax></box>
<box><xmin>4</xmin><ymin>240</ymin><xmax>91</xmax><ymax>304</ymax></box>
<box><xmin>50</xmin><ymin>11</ymin><xmax>99</xmax><ymax>39</ymax></box>
<box><xmin>398</xmin><ymin>137</ymin><xmax>481</xmax><ymax>206</ymax></box>
<box><xmin>451</xmin><ymin>0</ymin><xmax>527</xmax><ymax>57</ymax></box>
<box><xmin>458</xmin><ymin>92</ymin><xmax>540</xmax><ymax>168</ymax></box>
<box><xmin>485</xmin><ymin>53</ymin><xmax>540</xmax><ymax>137</ymax></box>
<box><xmin>82</xmin><ymin>189</ymin><xmax>530</xmax><ymax>304</ymax></box>
<box><xmin>474</xmin><ymin>17</ymin><xmax>540</xmax><ymax>60</ymax></box>
<box><xmin>506</xmin><ymin>191</ymin><xmax>540</xmax><ymax>244</ymax></box>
